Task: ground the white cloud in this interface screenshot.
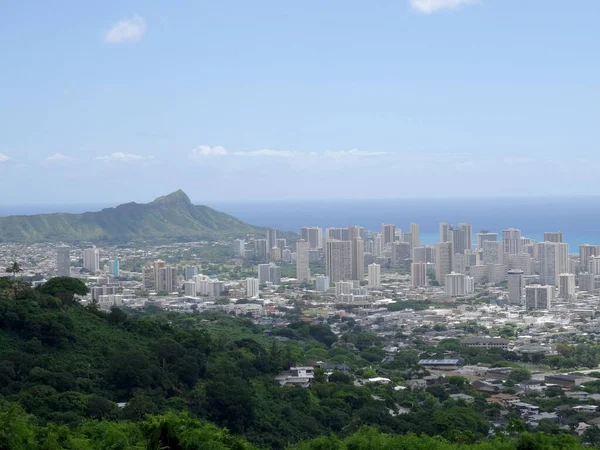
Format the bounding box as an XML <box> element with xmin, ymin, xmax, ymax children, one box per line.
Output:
<box><xmin>190</xmin><ymin>146</ymin><xmax>387</xmax><ymax>160</ymax></box>
<box><xmin>45</xmin><ymin>153</ymin><xmax>73</xmax><ymax>162</ymax></box>
<box><xmin>233</xmin><ymin>149</ymin><xmax>301</xmax><ymax>158</ymax></box>
<box><xmin>190</xmin><ymin>146</ymin><xmax>229</xmax><ymax>158</ymax></box>
<box><xmin>104</xmin><ymin>15</ymin><xmax>147</xmax><ymax>44</ymax></box>
<box><xmin>94</xmin><ymin>152</ymin><xmax>153</xmax><ymax>162</ymax></box>
<box><xmin>0</xmin><ymin>153</ymin><xmax>8</xmax><ymax>162</ymax></box>
<box><xmin>409</xmin><ymin>0</ymin><xmax>479</xmax><ymax>14</ymax></box>
<box><xmin>324</xmin><ymin>149</ymin><xmax>388</xmax><ymax>158</ymax></box>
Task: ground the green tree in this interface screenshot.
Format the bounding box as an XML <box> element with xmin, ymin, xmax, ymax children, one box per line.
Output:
<box><xmin>38</xmin><ymin>277</ymin><xmax>89</xmax><ymax>305</ymax></box>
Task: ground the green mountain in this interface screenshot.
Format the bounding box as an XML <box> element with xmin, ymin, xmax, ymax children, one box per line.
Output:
<box><xmin>0</xmin><ymin>190</ymin><xmax>261</xmax><ymax>243</ymax></box>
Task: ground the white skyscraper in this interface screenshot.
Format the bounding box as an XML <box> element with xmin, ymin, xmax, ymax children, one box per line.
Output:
<box><xmin>301</xmin><ymin>227</ymin><xmax>322</xmax><ymax>249</ymax></box>
<box><xmin>459</xmin><ymin>223</ymin><xmax>473</xmax><ymax>251</ymax></box>
<box><xmin>439</xmin><ymin>222</ymin><xmax>451</xmax><ymax>243</ymax></box>
<box><xmin>184</xmin><ymin>281</ymin><xmax>197</xmax><ymax>297</ymax></box>
<box><xmin>445</xmin><ymin>273</ymin><xmax>466</xmax><ymax>296</ymax></box>
<box><xmin>382</xmin><ymin>224</ymin><xmax>396</xmax><ymax>246</ymax></box>
<box><xmin>56</xmin><ymin>245</ymin><xmax>71</xmax><ymax>277</ymax></box>
<box><xmin>544</xmin><ymin>232</ymin><xmax>563</xmax><ymax>243</ymax></box>
<box><xmin>559</xmin><ymin>273</ymin><xmax>575</xmax><ymax>299</ymax></box>
<box><xmin>526</xmin><ymin>285</ymin><xmax>553</xmax><ymax>310</ymax></box>
<box><xmin>503</xmin><ymin>228</ymin><xmax>522</xmax><ymax>255</ymax></box>
<box><xmin>476</xmin><ymin>232</ymin><xmax>497</xmax><ymax>250</ymax></box>
<box><xmin>315</xmin><ymin>275</ymin><xmax>330</xmax><ymax>292</ymax></box>
<box><xmin>296</xmin><ymin>240</ymin><xmax>310</xmax><ymax>282</ymax></box>
<box><xmin>580</xmin><ymin>244</ymin><xmax>600</xmax><ymax>270</ymax></box>
<box><xmin>258</xmin><ymin>264</ymin><xmax>271</xmax><ymax>284</ymax></box>
<box><xmin>482</xmin><ymin>241</ymin><xmax>504</xmax><ymax>265</ymax></box>
<box><xmin>411</xmin><ymin>262</ymin><xmax>428</xmax><ymax>287</ymax></box>
<box><xmin>409</xmin><ymin>223</ymin><xmax>420</xmax><ymax>249</ymax></box>
<box><xmin>267</xmin><ymin>229</ymin><xmax>278</xmax><ymax>251</ymax></box>
<box><xmin>246</xmin><ymin>277</ymin><xmax>260</xmax><ymax>298</ymax></box>
<box><xmin>234</xmin><ymin>239</ymin><xmax>245</xmax><ymax>257</ymax></box>
<box><xmin>351</xmin><ymin>238</ymin><xmax>364</xmax><ymax>281</ymax></box>
<box><xmin>589</xmin><ymin>256</ymin><xmax>600</xmax><ymax>275</ymax></box>
<box><xmin>367</xmin><ymin>263</ymin><xmax>381</xmax><ymax>288</ymax></box>
<box><xmin>435</xmin><ymin>242</ymin><xmax>453</xmax><ymax>284</ymax></box>
<box><xmin>326</xmin><ymin>240</ymin><xmax>352</xmax><ymax>282</ymax></box>
<box><xmin>83</xmin><ymin>246</ymin><xmax>100</xmax><ymax>272</ymax></box>
<box><xmin>507</xmin><ymin>270</ymin><xmax>525</xmax><ymax>305</ymax></box>
<box><xmin>539</xmin><ymin>242</ymin><xmax>569</xmax><ymax>286</ymax></box>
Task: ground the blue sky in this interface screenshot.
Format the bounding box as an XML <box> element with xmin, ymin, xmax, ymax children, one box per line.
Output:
<box><xmin>1</xmin><ymin>0</ymin><xmax>599</xmax><ymax>204</ymax></box>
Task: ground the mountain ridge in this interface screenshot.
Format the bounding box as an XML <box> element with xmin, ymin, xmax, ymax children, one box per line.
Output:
<box><xmin>0</xmin><ymin>190</ymin><xmax>261</xmax><ymax>243</ymax></box>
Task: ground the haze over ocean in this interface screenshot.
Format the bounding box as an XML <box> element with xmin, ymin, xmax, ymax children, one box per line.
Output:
<box><xmin>1</xmin><ymin>197</ymin><xmax>599</xmax><ymax>250</ymax></box>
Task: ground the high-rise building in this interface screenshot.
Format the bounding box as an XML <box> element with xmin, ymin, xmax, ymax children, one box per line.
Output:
<box><xmin>580</xmin><ymin>244</ymin><xmax>600</xmax><ymax>270</ymax></box>
<box><xmin>83</xmin><ymin>246</ymin><xmax>100</xmax><ymax>272</ymax></box>
<box><xmin>254</xmin><ymin>239</ymin><xmax>268</xmax><ymax>262</ymax></box>
<box><xmin>391</xmin><ymin>241</ymin><xmax>411</xmax><ymax>267</ymax></box>
<box><xmin>409</xmin><ymin>223</ymin><xmax>420</xmax><ymax>249</ymax></box>
<box><xmin>503</xmin><ymin>228</ymin><xmax>522</xmax><ymax>255</ymax></box>
<box><xmin>348</xmin><ymin>226</ymin><xmax>364</xmax><ymax>241</ymax></box>
<box><xmin>590</xmin><ymin>256</ymin><xmax>600</xmax><ymax>275</ymax></box>
<box><xmin>439</xmin><ymin>222</ymin><xmax>451</xmax><ymax>243</ymax></box>
<box><xmin>270</xmin><ymin>247</ymin><xmax>281</xmax><ymax>261</ymax></box>
<box><xmin>315</xmin><ymin>275</ymin><xmax>330</xmax><ymax>292</ymax></box>
<box><xmin>579</xmin><ymin>273</ymin><xmax>596</xmax><ymax>292</ymax></box>
<box><xmin>184</xmin><ymin>266</ymin><xmax>198</xmax><ymax>281</ymax></box>
<box><xmin>445</xmin><ymin>273</ymin><xmax>467</xmax><ymax>296</ymax></box>
<box><xmin>367</xmin><ymin>263</ymin><xmax>381</xmax><ymax>288</ymax></box>
<box><xmin>544</xmin><ymin>232</ymin><xmax>563</xmax><ymax>243</ymax></box>
<box><xmin>296</xmin><ymin>240</ymin><xmax>310</xmax><ymax>283</ymax></box>
<box><xmin>482</xmin><ymin>241</ymin><xmax>504</xmax><ymax>265</ymax></box>
<box><xmin>335</xmin><ymin>281</ymin><xmax>353</xmax><ymax>297</ymax></box>
<box><xmin>487</xmin><ymin>264</ymin><xmax>508</xmax><ymax>284</ymax></box>
<box><xmin>184</xmin><ymin>281</ymin><xmax>197</xmax><ymax>297</ymax></box>
<box><xmin>258</xmin><ymin>264</ymin><xmax>272</xmax><ymax>284</ymax></box>
<box><xmin>558</xmin><ymin>273</ymin><xmax>575</xmax><ymax>299</ymax></box>
<box><xmin>276</xmin><ymin>238</ymin><xmax>287</xmax><ymax>250</ymax></box>
<box><xmin>351</xmin><ymin>238</ymin><xmax>365</xmax><ymax>281</ymax></box>
<box><xmin>476</xmin><ymin>232</ymin><xmax>497</xmax><ymax>250</ymax></box>
<box><xmin>143</xmin><ymin>260</ymin><xmax>177</xmax><ymax>293</ymax></box>
<box><xmin>469</xmin><ymin>265</ymin><xmax>487</xmax><ymax>284</ymax></box>
<box><xmin>539</xmin><ymin>242</ymin><xmax>569</xmax><ymax>286</ymax></box>
<box><xmin>413</xmin><ymin>246</ymin><xmax>434</xmax><ymax>264</ymax></box>
<box><xmin>507</xmin><ymin>270</ymin><xmax>525</xmax><ymax>305</ymax></box>
<box><xmin>525</xmin><ymin>285</ymin><xmax>553</xmax><ymax>310</ymax></box>
<box><xmin>373</xmin><ymin>234</ymin><xmax>383</xmax><ymax>257</ymax></box>
<box><xmin>56</xmin><ymin>245</ymin><xmax>71</xmax><ymax>277</ymax></box>
<box><xmin>301</xmin><ymin>227</ymin><xmax>322</xmax><ymax>249</ymax></box>
<box><xmin>112</xmin><ymin>259</ymin><xmax>120</xmax><ymax>278</ymax></box>
<box><xmin>246</xmin><ymin>278</ymin><xmax>259</xmax><ymax>298</ymax></box>
<box><xmin>450</xmin><ymin>227</ymin><xmax>467</xmax><ymax>255</ymax></box>
<box><xmin>382</xmin><ymin>224</ymin><xmax>395</xmax><ymax>246</ymax></box>
<box><xmin>401</xmin><ymin>232</ymin><xmax>413</xmax><ymax>245</ymax></box>
<box><xmin>435</xmin><ymin>242</ymin><xmax>453</xmax><ymax>285</ymax></box>
<box><xmin>459</xmin><ymin>223</ymin><xmax>473</xmax><ymax>251</ymax></box>
<box><xmin>411</xmin><ymin>262</ymin><xmax>428</xmax><ymax>287</ymax></box>
<box><xmin>326</xmin><ymin>228</ymin><xmax>349</xmax><ymax>241</ymax></box>
<box><xmin>234</xmin><ymin>239</ymin><xmax>245</xmax><ymax>257</ymax></box>
<box><xmin>326</xmin><ymin>240</ymin><xmax>352</xmax><ymax>282</ymax></box>
<box><xmin>510</xmin><ymin>253</ymin><xmax>532</xmax><ymax>275</ymax></box>
<box><xmin>269</xmin><ymin>265</ymin><xmax>281</xmax><ymax>285</ymax></box>
<box><xmin>267</xmin><ymin>229</ymin><xmax>278</xmax><ymax>251</ymax></box>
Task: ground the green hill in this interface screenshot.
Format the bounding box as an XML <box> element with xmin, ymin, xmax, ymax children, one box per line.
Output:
<box><xmin>0</xmin><ymin>190</ymin><xmax>260</xmax><ymax>243</ymax></box>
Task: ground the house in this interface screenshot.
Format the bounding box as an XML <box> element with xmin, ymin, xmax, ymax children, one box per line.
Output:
<box><xmin>406</xmin><ymin>379</ymin><xmax>427</xmax><ymax>390</ymax></box>
<box><xmin>418</xmin><ymin>359</ymin><xmax>462</xmax><ymax>371</ymax></box>
<box><xmin>512</xmin><ymin>402</ymin><xmax>540</xmax><ymax>416</ymax></box>
<box><xmin>462</xmin><ymin>337</ymin><xmax>510</xmax><ymax>350</ymax></box>
<box><xmin>487</xmin><ymin>393</ymin><xmax>519</xmax><ymax>407</ymax></box>
<box><xmin>519</xmin><ymin>379</ymin><xmax>547</xmax><ymax>393</ymax></box>
<box><xmin>486</xmin><ymin>367</ymin><xmax>513</xmax><ymax>380</ymax></box>
<box><xmin>473</xmin><ymin>380</ymin><xmax>501</xmax><ymax>393</ymax></box>
<box><xmin>566</xmin><ymin>391</ymin><xmax>590</xmax><ymax>400</ymax></box>
<box><xmin>544</xmin><ymin>374</ymin><xmax>595</xmax><ymax>388</ymax></box>
<box><xmin>450</xmin><ymin>394</ymin><xmax>474</xmax><ymax>403</ymax></box>
<box><xmin>275</xmin><ymin>366</ymin><xmax>315</xmax><ymax>388</ymax></box>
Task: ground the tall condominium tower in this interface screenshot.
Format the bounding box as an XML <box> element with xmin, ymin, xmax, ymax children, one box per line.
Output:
<box><xmin>296</xmin><ymin>239</ymin><xmax>310</xmax><ymax>283</ymax></box>
<box><xmin>367</xmin><ymin>263</ymin><xmax>381</xmax><ymax>288</ymax></box>
<box><xmin>267</xmin><ymin>229</ymin><xmax>277</xmax><ymax>250</ymax></box>
<box><xmin>476</xmin><ymin>231</ymin><xmax>497</xmax><ymax>249</ymax></box>
<box><xmin>525</xmin><ymin>285</ymin><xmax>553</xmax><ymax>310</ymax></box>
<box><xmin>56</xmin><ymin>245</ymin><xmax>71</xmax><ymax>277</ymax></box>
<box><xmin>409</xmin><ymin>223</ymin><xmax>420</xmax><ymax>249</ymax></box>
<box><xmin>326</xmin><ymin>240</ymin><xmax>352</xmax><ymax>282</ymax></box>
<box><xmin>435</xmin><ymin>242</ymin><xmax>453</xmax><ymax>285</ymax></box>
<box><xmin>580</xmin><ymin>244</ymin><xmax>600</xmax><ymax>270</ymax></box>
<box><xmin>543</xmin><ymin>232</ymin><xmax>563</xmax><ymax>243</ymax></box>
<box><xmin>439</xmin><ymin>222</ymin><xmax>451</xmax><ymax>243</ymax></box>
<box><xmin>83</xmin><ymin>246</ymin><xmax>100</xmax><ymax>272</ymax></box>
<box><xmin>411</xmin><ymin>262</ymin><xmax>428</xmax><ymax>287</ymax></box>
<box><xmin>381</xmin><ymin>224</ymin><xmax>396</xmax><ymax>246</ymax></box>
<box><xmin>350</xmin><ymin>238</ymin><xmax>365</xmax><ymax>281</ymax></box>
<box><xmin>507</xmin><ymin>270</ymin><xmax>525</xmax><ymax>305</ymax></box>
<box><xmin>459</xmin><ymin>223</ymin><xmax>473</xmax><ymax>251</ymax></box>
<box><xmin>300</xmin><ymin>227</ymin><xmax>322</xmax><ymax>249</ymax></box>
<box><xmin>503</xmin><ymin>228</ymin><xmax>522</xmax><ymax>255</ymax></box>
<box><xmin>538</xmin><ymin>242</ymin><xmax>569</xmax><ymax>286</ymax></box>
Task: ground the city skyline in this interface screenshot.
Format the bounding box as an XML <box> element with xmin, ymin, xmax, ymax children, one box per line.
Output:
<box><xmin>2</xmin><ymin>1</ymin><xmax>600</xmax><ymax>202</ymax></box>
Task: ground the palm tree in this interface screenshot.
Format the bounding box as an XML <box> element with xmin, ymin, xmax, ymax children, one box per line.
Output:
<box><xmin>5</xmin><ymin>261</ymin><xmax>21</xmax><ymax>279</ymax></box>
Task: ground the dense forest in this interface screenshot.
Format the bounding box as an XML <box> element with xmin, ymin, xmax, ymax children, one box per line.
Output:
<box><xmin>0</xmin><ymin>277</ymin><xmax>597</xmax><ymax>449</ymax></box>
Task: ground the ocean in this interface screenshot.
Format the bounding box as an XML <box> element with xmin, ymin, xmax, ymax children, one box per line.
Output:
<box><xmin>1</xmin><ymin>197</ymin><xmax>599</xmax><ymax>249</ymax></box>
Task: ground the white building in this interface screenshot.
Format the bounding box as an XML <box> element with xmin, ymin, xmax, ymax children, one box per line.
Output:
<box><xmin>368</xmin><ymin>263</ymin><xmax>381</xmax><ymax>288</ymax></box>
<box><xmin>56</xmin><ymin>245</ymin><xmax>71</xmax><ymax>277</ymax></box>
<box><xmin>508</xmin><ymin>270</ymin><xmax>525</xmax><ymax>305</ymax></box>
<box><xmin>326</xmin><ymin>240</ymin><xmax>352</xmax><ymax>282</ymax></box>
<box><xmin>184</xmin><ymin>281</ymin><xmax>197</xmax><ymax>297</ymax></box>
<box><xmin>409</xmin><ymin>223</ymin><xmax>420</xmax><ymax>249</ymax></box>
<box><xmin>445</xmin><ymin>273</ymin><xmax>467</xmax><ymax>297</ymax></box>
<box><xmin>503</xmin><ymin>228</ymin><xmax>522</xmax><ymax>255</ymax></box>
<box><xmin>435</xmin><ymin>242</ymin><xmax>453</xmax><ymax>285</ymax></box>
<box><xmin>558</xmin><ymin>273</ymin><xmax>575</xmax><ymax>299</ymax></box>
<box><xmin>97</xmin><ymin>294</ymin><xmax>124</xmax><ymax>311</ymax></box>
<box><xmin>525</xmin><ymin>285</ymin><xmax>553</xmax><ymax>310</ymax></box>
<box><xmin>411</xmin><ymin>262</ymin><xmax>428</xmax><ymax>287</ymax></box>
<box><xmin>539</xmin><ymin>242</ymin><xmax>569</xmax><ymax>286</ymax></box>
<box><xmin>234</xmin><ymin>239</ymin><xmax>245</xmax><ymax>257</ymax></box>
<box><xmin>315</xmin><ymin>275</ymin><xmax>330</xmax><ymax>293</ymax></box>
<box><xmin>246</xmin><ymin>277</ymin><xmax>260</xmax><ymax>298</ymax></box>
<box><xmin>351</xmin><ymin>238</ymin><xmax>365</xmax><ymax>281</ymax></box>
<box><xmin>335</xmin><ymin>281</ymin><xmax>353</xmax><ymax>297</ymax></box>
<box><xmin>83</xmin><ymin>246</ymin><xmax>100</xmax><ymax>272</ymax></box>
<box><xmin>296</xmin><ymin>239</ymin><xmax>311</xmax><ymax>282</ymax></box>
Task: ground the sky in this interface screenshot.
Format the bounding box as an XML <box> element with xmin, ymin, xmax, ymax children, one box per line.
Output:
<box><xmin>1</xmin><ymin>0</ymin><xmax>600</xmax><ymax>204</ymax></box>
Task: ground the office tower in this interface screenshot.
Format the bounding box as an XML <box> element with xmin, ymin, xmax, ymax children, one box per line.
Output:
<box><xmin>143</xmin><ymin>266</ymin><xmax>155</xmax><ymax>290</ymax></box>
<box><xmin>590</xmin><ymin>256</ymin><xmax>600</xmax><ymax>275</ymax></box>
<box><xmin>579</xmin><ymin>273</ymin><xmax>596</xmax><ymax>292</ymax></box>
<box><xmin>559</xmin><ymin>273</ymin><xmax>575</xmax><ymax>299</ymax></box>
<box><xmin>382</xmin><ymin>224</ymin><xmax>396</xmax><ymax>246</ymax></box>
<box><xmin>267</xmin><ymin>229</ymin><xmax>278</xmax><ymax>251</ymax></box>
<box><xmin>539</xmin><ymin>242</ymin><xmax>569</xmax><ymax>286</ymax></box>
<box><xmin>246</xmin><ymin>278</ymin><xmax>259</xmax><ymax>298</ymax></box>
<box><xmin>465</xmin><ymin>276</ymin><xmax>475</xmax><ymax>294</ymax></box>
<box><xmin>258</xmin><ymin>264</ymin><xmax>271</xmax><ymax>284</ymax></box>
<box><xmin>482</xmin><ymin>241</ymin><xmax>504</xmax><ymax>265</ymax></box>
<box><xmin>270</xmin><ymin>247</ymin><xmax>281</xmax><ymax>261</ymax></box>
<box><xmin>450</xmin><ymin>227</ymin><xmax>467</xmax><ymax>255</ymax></box>
<box><xmin>152</xmin><ymin>260</ymin><xmax>166</xmax><ymax>291</ymax></box>
<box><xmin>508</xmin><ymin>270</ymin><xmax>525</xmax><ymax>305</ymax></box>
<box><xmin>112</xmin><ymin>259</ymin><xmax>120</xmax><ymax>278</ymax></box>
<box><xmin>459</xmin><ymin>223</ymin><xmax>473</xmax><ymax>250</ymax></box>
<box><xmin>544</xmin><ymin>232</ymin><xmax>563</xmax><ymax>243</ymax></box>
<box><xmin>453</xmin><ymin>253</ymin><xmax>466</xmax><ymax>275</ymax></box>
<box><xmin>477</xmin><ymin>232</ymin><xmax>498</xmax><ymax>250</ymax></box>
<box><xmin>487</xmin><ymin>264</ymin><xmax>507</xmax><ymax>283</ymax></box>
<box><xmin>315</xmin><ymin>275</ymin><xmax>330</xmax><ymax>293</ymax></box>
<box><xmin>276</xmin><ymin>238</ymin><xmax>287</xmax><ymax>250</ymax></box>
<box><xmin>269</xmin><ymin>265</ymin><xmax>281</xmax><ymax>285</ymax></box>
<box><xmin>56</xmin><ymin>245</ymin><xmax>71</xmax><ymax>277</ymax></box>
<box><xmin>373</xmin><ymin>234</ymin><xmax>383</xmax><ymax>257</ymax></box>
<box><xmin>155</xmin><ymin>262</ymin><xmax>177</xmax><ymax>293</ymax></box>
<box><xmin>445</xmin><ymin>273</ymin><xmax>467</xmax><ymax>296</ymax></box>
<box><xmin>401</xmin><ymin>232</ymin><xmax>413</xmax><ymax>245</ymax></box>
<box><xmin>83</xmin><ymin>246</ymin><xmax>100</xmax><ymax>272</ymax></box>
<box><xmin>254</xmin><ymin>239</ymin><xmax>268</xmax><ymax>262</ymax></box>
<box><xmin>184</xmin><ymin>281</ymin><xmax>197</xmax><ymax>297</ymax></box>
<box><xmin>409</xmin><ymin>223</ymin><xmax>420</xmax><ymax>249</ymax></box>
<box><xmin>348</xmin><ymin>226</ymin><xmax>364</xmax><ymax>241</ymax></box>
<box><xmin>296</xmin><ymin>239</ymin><xmax>310</xmax><ymax>282</ymax></box>
<box><xmin>184</xmin><ymin>266</ymin><xmax>198</xmax><ymax>281</ymax></box>
<box><xmin>510</xmin><ymin>253</ymin><xmax>532</xmax><ymax>275</ymax></box>
<box><xmin>580</xmin><ymin>244</ymin><xmax>600</xmax><ymax>270</ymax></box>
<box><xmin>469</xmin><ymin>265</ymin><xmax>487</xmax><ymax>284</ymax></box>
<box><xmin>351</xmin><ymin>238</ymin><xmax>365</xmax><ymax>281</ymax></box>
<box><xmin>503</xmin><ymin>228</ymin><xmax>522</xmax><ymax>255</ymax></box>
<box><xmin>391</xmin><ymin>242</ymin><xmax>411</xmax><ymax>268</ymax></box>
<box><xmin>234</xmin><ymin>239</ymin><xmax>246</xmax><ymax>257</ymax></box>
<box><xmin>367</xmin><ymin>263</ymin><xmax>381</xmax><ymax>288</ymax></box>
<box><xmin>326</xmin><ymin>240</ymin><xmax>352</xmax><ymax>282</ymax></box>
<box><xmin>411</xmin><ymin>262</ymin><xmax>428</xmax><ymax>287</ymax></box>
<box><xmin>413</xmin><ymin>246</ymin><xmax>434</xmax><ymax>264</ymax></box>
<box><xmin>194</xmin><ymin>275</ymin><xmax>224</xmax><ymax>298</ymax></box>
<box><xmin>301</xmin><ymin>227</ymin><xmax>322</xmax><ymax>249</ymax></box>
<box><xmin>525</xmin><ymin>285</ymin><xmax>553</xmax><ymax>310</ymax></box>
<box><xmin>439</xmin><ymin>222</ymin><xmax>451</xmax><ymax>243</ymax></box>
<box><xmin>435</xmin><ymin>242</ymin><xmax>453</xmax><ymax>284</ymax></box>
